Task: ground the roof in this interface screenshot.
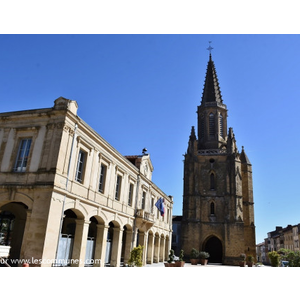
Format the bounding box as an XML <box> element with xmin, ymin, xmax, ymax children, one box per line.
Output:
<box><xmin>201</xmin><ymin>55</ymin><xmax>223</xmax><ymax>105</ymax></box>
<box><xmin>172</xmin><ymin>215</ymin><xmax>182</xmax><ymax>222</ymax></box>
<box><xmin>240</xmin><ymin>146</ymin><xmax>251</xmax><ymax>164</ymax></box>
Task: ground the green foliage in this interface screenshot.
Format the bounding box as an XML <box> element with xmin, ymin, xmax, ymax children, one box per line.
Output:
<box><xmin>278</xmin><ymin>248</ymin><xmax>300</xmax><ymax>267</ymax></box>
<box><xmin>190</xmin><ymin>248</ymin><xmax>199</xmax><ymax>259</ymax></box>
<box><xmin>268</xmin><ymin>251</ymin><xmax>280</xmax><ymax>267</ymax></box>
<box><xmin>246</xmin><ymin>255</ymin><xmax>254</xmax><ymax>262</ymax></box>
<box><xmin>128</xmin><ymin>245</ymin><xmax>144</xmax><ymax>267</ymax></box>
<box><xmin>199</xmin><ymin>251</ymin><xmax>210</xmax><ymax>259</ymax></box>
<box><xmin>240</xmin><ymin>253</ymin><xmax>246</xmax><ymax>261</ymax></box>
<box><xmin>168</xmin><ymin>249</ymin><xmax>175</xmax><ymax>263</ymax></box>
<box><xmin>179</xmin><ymin>249</ymin><xmax>184</xmax><ymax>262</ymax></box>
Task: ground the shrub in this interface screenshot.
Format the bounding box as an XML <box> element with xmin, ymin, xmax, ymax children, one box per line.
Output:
<box><xmin>199</xmin><ymin>251</ymin><xmax>210</xmax><ymax>259</ymax></box>
<box><xmin>168</xmin><ymin>249</ymin><xmax>175</xmax><ymax>263</ymax></box>
<box><xmin>278</xmin><ymin>248</ymin><xmax>300</xmax><ymax>267</ymax></box>
<box><xmin>179</xmin><ymin>249</ymin><xmax>184</xmax><ymax>262</ymax></box>
<box><xmin>128</xmin><ymin>245</ymin><xmax>144</xmax><ymax>267</ymax></box>
<box><xmin>240</xmin><ymin>253</ymin><xmax>246</xmax><ymax>261</ymax></box>
<box><xmin>190</xmin><ymin>248</ymin><xmax>199</xmax><ymax>259</ymax></box>
<box><xmin>268</xmin><ymin>251</ymin><xmax>280</xmax><ymax>267</ymax></box>
<box><xmin>246</xmin><ymin>255</ymin><xmax>254</xmax><ymax>262</ymax></box>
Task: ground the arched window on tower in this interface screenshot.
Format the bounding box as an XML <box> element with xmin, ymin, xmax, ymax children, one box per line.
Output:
<box><xmin>209</xmin><ymin>113</ymin><xmax>215</xmax><ymax>137</ymax></box>
<box><xmin>210</xmin><ymin>202</ymin><xmax>215</xmax><ymax>215</ymax></box>
<box><xmin>219</xmin><ymin>113</ymin><xmax>223</xmax><ymax>137</ymax></box>
<box><xmin>200</xmin><ymin>116</ymin><xmax>205</xmax><ymax>138</ymax></box>
<box><xmin>210</xmin><ymin>173</ymin><xmax>215</xmax><ymax>190</ymax></box>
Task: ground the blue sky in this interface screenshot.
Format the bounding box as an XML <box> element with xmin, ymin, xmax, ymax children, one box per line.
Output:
<box><xmin>1</xmin><ymin>34</ymin><xmax>300</xmax><ymax>245</ymax></box>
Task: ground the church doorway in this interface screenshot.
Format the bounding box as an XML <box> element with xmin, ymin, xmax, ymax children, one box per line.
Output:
<box><xmin>204</xmin><ymin>236</ymin><xmax>223</xmax><ymax>263</ymax></box>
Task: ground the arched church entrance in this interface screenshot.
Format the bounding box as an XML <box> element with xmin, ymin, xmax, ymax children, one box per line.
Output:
<box><xmin>204</xmin><ymin>236</ymin><xmax>223</xmax><ymax>263</ymax></box>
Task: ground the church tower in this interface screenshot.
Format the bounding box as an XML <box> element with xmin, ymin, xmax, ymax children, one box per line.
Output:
<box><xmin>181</xmin><ymin>51</ymin><xmax>256</xmax><ymax>265</ymax></box>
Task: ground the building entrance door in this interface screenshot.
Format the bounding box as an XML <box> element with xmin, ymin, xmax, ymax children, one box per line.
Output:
<box><xmin>204</xmin><ymin>236</ymin><xmax>222</xmax><ymax>263</ymax></box>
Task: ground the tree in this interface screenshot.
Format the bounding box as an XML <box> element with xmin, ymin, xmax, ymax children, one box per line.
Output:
<box><xmin>128</xmin><ymin>245</ymin><xmax>144</xmax><ymax>267</ymax></box>
<box><xmin>268</xmin><ymin>251</ymin><xmax>280</xmax><ymax>267</ymax></box>
<box><xmin>278</xmin><ymin>248</ymin><xmax>300</xmax><ymax>267</ymax></box>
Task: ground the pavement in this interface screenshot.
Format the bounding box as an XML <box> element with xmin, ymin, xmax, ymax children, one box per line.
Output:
<box><xmin>143</xmin><ymin>262</ymin><xmax>242</xmax><ymax>267</ymax></box>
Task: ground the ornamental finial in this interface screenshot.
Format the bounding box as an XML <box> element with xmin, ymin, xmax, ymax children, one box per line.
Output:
<box><xmin>207</xmin><ymin>41</ymin><xmax>213</xmax><ymax>58</ymax></box>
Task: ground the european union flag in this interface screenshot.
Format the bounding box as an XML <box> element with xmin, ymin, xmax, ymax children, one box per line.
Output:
<box><xmin>155</xmin><ymin>198</ymin><xmax>164</xmax><ymax>216</ymax></box>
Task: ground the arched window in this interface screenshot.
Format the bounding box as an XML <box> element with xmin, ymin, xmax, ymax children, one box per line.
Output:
<box><xmin>209</xmin><ymin>113</ymin><xmax>215</xmax><ymax>137</ymax></box>
<box><xmin>200</xmin><ymin>116</ymin><xmax>205</xmax><ymax>138</ymax></box>
<box><xmin>210</xmin><ymin>173</ymin><xmax>215</xmax><ymax>190</ymax></box>
<box><xmin>210</xmin><ymin>202</ymin><xmax>215</xmax><ymax>215</ymax></box>
<box><xmin>219</xmin><ymin>114</ymin><xmax>223</xmax><ymax>137</ymax></box>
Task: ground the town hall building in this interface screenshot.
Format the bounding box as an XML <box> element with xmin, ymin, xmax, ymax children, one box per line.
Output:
<box><xmin>0</xmin><ymin>97</ymin><xmax>173</xmax><ymax>267</ymax></box>
<box><xmin>181</xmin><ymin>52</ymin><xmax>256</xmax><ymax>265</ymax></box>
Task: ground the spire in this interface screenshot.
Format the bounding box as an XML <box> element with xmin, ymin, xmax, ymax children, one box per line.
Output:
<box><xmin>201</xmin><ymin>50</ymin><xmax>223</xmax><ymax>105</ymax></box>
<box><xmin>189</xmin><ymin>126</ymin><xmax>196</xmax><ymax>141</ymax></box>
<box><xmin>240</xmin><ymin>146</ymin><xmax>251</xmax><ymax>165</ymax></box>
<box><xmin>187</xmin><ymin>126</ymin><xmax>197</xmax><ymax>154</ymax></box>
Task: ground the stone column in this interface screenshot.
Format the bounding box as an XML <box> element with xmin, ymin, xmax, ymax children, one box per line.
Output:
<box><xmin>94</xmin><ymin>224</ymin><xmax>108</xmax><ymax>267</ymax></box>
<box><xmin>160</xmin><ymin>236</ymin><xmax>165</xmax><ymax>262</ymax></box>
<box><xmin>110</xmin><ymin>227</ymin><xmax>123</xmax><ymax>267</ymax></box>
<box><xmin>138</xmin><ymin>231</ymin><xmax>148</xmax><ymax>266</ymax></box>
<box><xmin>19</xmin><ymin>209</ymin><xmax>32</xmax><ymax>264</ymax></box>
<box><xmin>154</xmin><ymin>235</ymin><xmax>160</xmax><ymax>263</ymax></box>
<box><xmin>123</xmin><ymin>229</ymin><xmax>133</xmax><ymax>265</ymax></box>
<box><xmin>131</xmin><ymin>227</ymin><xmax>138</xmax><ymax>248</ymax></box>
<box><xmin>71</xmin><ymin>220</ymin><xmax>90</xmax><ymax>267</ymax></box>
<box><xmin>146</xmin><ymin>233</ymin><xmax>154</xmax><ymax>264</ymax></box>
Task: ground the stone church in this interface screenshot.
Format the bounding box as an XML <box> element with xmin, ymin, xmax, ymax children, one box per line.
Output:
<box><xmin>181</xmin><ymin>53</ymin><xmax>256</xmax><ymax>265</ymax></box>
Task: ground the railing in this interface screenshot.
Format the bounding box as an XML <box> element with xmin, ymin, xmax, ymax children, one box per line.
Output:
<box><xmin>136</xmin><ymin>209</ymin><xmax>154</xmax><ymax>223</ymax></box>
<box><xmin>198</xmin><ymin>149</ymin><xmax>227</xmax><ymax>155</ymax></box>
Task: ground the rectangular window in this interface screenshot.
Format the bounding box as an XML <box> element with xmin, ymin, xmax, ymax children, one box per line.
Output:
<box><xmin>98</xmin><ymin>164</ymin><xmax>107</xmax><ymax>193</ymax></box>
<box><xmin>115</xmin><ymin>175</ymin><xmax>122</xmax><ymax>200</ymax></box>
<box><xmin>75</xmin><ymin>150</ymin><xmax>86</xmax><ymax>183</ymax></box>
<box><xmin>141</xmin><ymin>191</ymin><xmax>146</xmax><ymax>209</ymax></box>
<box><xmin>14</xmin><ymin>138</ymin><xmax>32</xmax><ymax>172</ymax></box>
<box><xmin>128</xmin><ymin>183</ymin><xmax>134</xmax><ymax>206</ymax></box>
<box><xmin>151</xmin><ymin>197</ymin><xmax>154</xmax><ymax>213</ymax></box>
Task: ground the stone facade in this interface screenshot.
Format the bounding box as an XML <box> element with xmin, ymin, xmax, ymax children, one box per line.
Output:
<box><xmin>265</xmin><ymin>224</ymin><xmax>300</xmax><ymax>253</ymax></box>
<box><xmin>256</xmin><ymin>241</ymin><xmax>267</xmax><ymax>264</ymax></box>
<box><xmin>171</xmin><ymin>215</ymin><xmax>182</xmax><ymax>256</ymax></box>
<box><xmin>0</xmin><ymin>97</ymin><xmax>173</xmax><ymax>267</ymax></box>
<box><xmin>181</xmin><ymin>54</ymin><xmax>256</xmax><ymax>265</ymax></box>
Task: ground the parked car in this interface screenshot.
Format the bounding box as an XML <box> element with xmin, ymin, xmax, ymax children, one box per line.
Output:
<box><xmin>280</xmin><ymin>260</ymin><xmax>289</xmax><ymax>267</ymax></box>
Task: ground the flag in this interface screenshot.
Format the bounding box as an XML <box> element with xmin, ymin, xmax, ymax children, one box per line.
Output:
<box><xmin>155</xmin><ymin>198</ymin><xmax>164</xmax><ymax>216</ymax></box>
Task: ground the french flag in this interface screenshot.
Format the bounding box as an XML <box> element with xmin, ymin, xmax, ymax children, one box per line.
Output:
<box><xmin>155</xmin><ymin>198</ymin><xmax>164</xmax><ymax>216</ymax></box>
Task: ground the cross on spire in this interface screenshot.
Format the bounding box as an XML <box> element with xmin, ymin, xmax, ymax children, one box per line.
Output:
<box><xmin>207</xmin><ymin>41</ymin><xmax>213</xmax><ymax>58</ymax></box>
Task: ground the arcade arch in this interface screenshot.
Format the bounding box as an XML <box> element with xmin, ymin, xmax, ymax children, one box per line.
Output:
<box><xmin>0</xmin><ymin>201</ymin><xmax>28</xmax><ymax>266</ymax></box>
